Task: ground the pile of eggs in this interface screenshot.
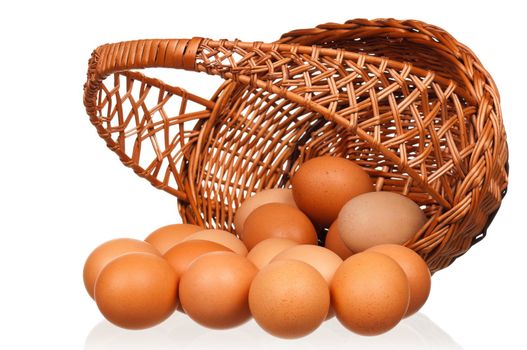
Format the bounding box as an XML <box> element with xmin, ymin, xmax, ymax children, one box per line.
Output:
<box><xmin>83</xmin><ymin>156</ymin><xmax>432</xmax><ymax>338</ymax></box>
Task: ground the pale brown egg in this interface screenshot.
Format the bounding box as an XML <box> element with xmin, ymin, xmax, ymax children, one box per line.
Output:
<box><xmin>338</xmin><ymin>191</ymin><xmax>428</xmax><ymax>252</ymax></box>
<box><xmin>271</xmin><ymin>245</ymin><xmax>342</xmax><ymax>284</ymax></box>
<box><xmin>179</xmin><ymin>252</ymin><xmax>258</xmax><ymax>329</ymax></box>
<box><xmin>292</xmin><ymin>156</ymin><xmax>373</xmax><ymax>227</ymax></box>
<box><xmin>234</xmin><ymin>188</ymin><xmax>297</xmax><ymax>236</ymax></box>
<box><xmin>367</xmin><ymin>244</ymin><xmax>431</xmax><ymax>317</ymax></box>
<box><xmin>249</xmin><ymin>260</ymin><xmax>330</xmax><ymax>339</ymax></box>
<box><xmin>246</xmin><ymin>238</ymin><xmax>299</xmax><ymax>270</ymax></box>
<box><xmin>145</xmin><ymin>223</ymin><xmax>202</xmax><ymax>254</ymax></box>
<box><xmin>182</xmin><ymin>229</ymin><xmax>248</xmax><ymax>256</ymax></box>
<box><xmin>94</xmin><ymin>253</ymin><xmax>178</xmax><ymax>329</ymax></box>
<box><xmin>242</xmin><ymin>203</ymin><xmax>317</xmax><ymax>250</ymax></box>
<box><xmin>324</xmin><ymin>222</ymin><xmax>354</xmax><ymax>260</ymax></box>
<box><xmin>83</xmin><ymin>238</ymin><xmax>161</xmax><ymax>299</ymax></box>
<box><xmin>331</xmin><ymin>251</ymin><xmax>409</xmax><ymax>336</ymax></box>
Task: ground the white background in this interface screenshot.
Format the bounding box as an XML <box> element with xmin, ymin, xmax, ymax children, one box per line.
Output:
<box><xmin>1</xmin><ymin>1</ymin><xmax>525</xmax><ymax>349</ymax></box>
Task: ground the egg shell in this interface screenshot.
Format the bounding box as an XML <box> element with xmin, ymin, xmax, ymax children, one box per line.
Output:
<box><xmin>164</xmin><ymin>239</ymin><xmax>232</xmax><ymax>277</ymax></box>
<box><xmin>234</xmin><ymin>188</ymin><xmax>297</xmax><ymax>236</ymax></box>
<box><xmin>242</xmin><ymin>203</ymin><xmax>317</xmax><ymax>250</ymax></box>
<box><xmin>271</xmin><ymin>244</ymin><xmax>343</xmax><ymax>284</ymax></box>
<box><xmin>179</xmin><ymin>251</ymin><xmax>258</xmax><ymax>329</ymax></box>
<box><xmin>367</xmin><ymin>244</ymin><xmax>431</xmax><ymax>317</ymax></box>
<box><xmin>165</xmin><ymin>240</ymin><xmax>232</xmax><ymax>313</ymax></box>
<box><xmin>249</xmin><ymin>260</ymin><xmax>330</xmax><ymax>339</ymax></box>
<box><xmin>337</xmin><ymin>191</ymin><xmax>428</xmax><ymax>252</ymax></box>
<box><xmin>145</xmin><ymin>223</ymin><xmax>202</xmax><ymax>254</ymax></box>
<box><xmin>182</xmin><ymin>229</ymin><xmax>248</xmax><ymax>256</ymax></box>
<box><xmin>246</xmin><ymin>238</ymin><xmax>299</xmax><ymax>270</ymax></box>
<box><xmin>83</xmin><ymin>238</ymin><xmax>161</xmax><ymax>299</ymax></box>
<box><xmin>271</xmin><ymin>244</ymin><xmax>342</xmax><ymax>321</ymax></box>
<box><xmin>324</xmin><ymin>222</ymin><xmax>354</xmax><ymax>260</ymax></box>
<box><xmin>292</xmin><ymin>156</ymin><xmax>373</xmax><ymax>227</ymax></box>
<box><xmin>94</xmin><ymin>252</ymin><xmax>178</xmax><ymax>330</ymax></box>
<box><xmin>331</xmin><ymin>251</ymin><xmax>410</xmax><ymax>336</ymax></box>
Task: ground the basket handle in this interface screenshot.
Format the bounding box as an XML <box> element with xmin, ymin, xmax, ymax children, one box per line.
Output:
<box><xmin>84</xmin><ymin>37</ymin><xmax>204</xmax><ymax>110</ymax></box>
<box><xmin>92</xmin><ymin>37</ymin><xmax>203</xmax><ymax>76</ymax></box>
<box><xmin>83</xmin><ymin>38</ymin><xmax>212</xmax><ymax>205</ymax></box>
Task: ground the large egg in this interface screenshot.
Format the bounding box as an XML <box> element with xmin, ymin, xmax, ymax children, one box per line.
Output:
<box><xmin>324</xmin><ymin>222</ymin><xmax>354</xmax><ymax>260</ymax></box>
<box><xmin>337</xmin><ymin>191</ymin><xmax>427</xmax><ymax>252</ymax></box>
<box><xmin>331</xmin><ymin>251</ymin><xmax>409</xmax><ymax>336</ymax></box>
<box><xmin>246</xmin><ymin>238</ymin><xmax>299</xmax><ymax>270</ymax></box>
<box><xmin>83</xmin><ymin>238</ymin><xmax>160</xmax><ymax>299</ymax></box>
<box><xmin>249</xmin><ymin>260</ymin><xmax>330</xmax><ymax>338</ymax></box>
<box><xmin>292</xmin><ymin>156</ymin><xmax>373</xmax><ymax>227</ymax></box>
<box><xmin>271</xmin><ymin>245</ymin><xmax>342</xmax><ymax>284</ymax></box>
<box><xmin>367</xmin><ymin>244</ymin><xmax>431</xmax><ymax>316</ymax></box>
<box><xmin>242</xmin><ymin>203</ymin><xmax>317</xmax><ymax>250</ymax></box>
<box><xmin>182</xmin><ymin>229</ymin><xmax>248</xmax><ymax>256</ymax></box>
<box><xmin>94</xmin><ymin>253</ymin><xmax>178</xmax><ymax>329</ymax></box>
<box><xmin>179</xmin><ymin>252</ymin><xmax>258</xmax><ymax>329</ymax></box>
<box><xmin>234</xmin><ymin>188</ymin><xmax>297</xmax><ymax>236</ymax></box>
<box><xmin>145</xmin><ymin>223</ymin><xmax>202</xmax><ymax>254</ymax></box>
<box><xmin>164</xmin><ymin>240</ymin><xmax>232</xmax><ymax>313</ymax></box>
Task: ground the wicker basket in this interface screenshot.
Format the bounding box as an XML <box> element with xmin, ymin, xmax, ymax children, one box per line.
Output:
<box><xmin>83</xmin><ymin>18</ymin><xmax>508</xmax><ymax>273</ymax></box>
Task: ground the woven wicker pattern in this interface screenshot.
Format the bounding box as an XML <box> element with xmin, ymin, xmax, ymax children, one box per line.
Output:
<box><xmin>83</xmin><ymin>19</ymin><xmax>508</xmax><ymax>272</ymax></box>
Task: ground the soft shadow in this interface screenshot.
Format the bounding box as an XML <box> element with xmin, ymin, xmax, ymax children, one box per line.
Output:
<box><xmin>85</xmin><ymin>312</ymin><xmax>463</xmax><ymax>350</ymax></box>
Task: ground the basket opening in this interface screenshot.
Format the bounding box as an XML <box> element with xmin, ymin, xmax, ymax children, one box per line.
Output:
<box><xmin>184</xmin><ymin>80</ymin><xmax>462</xmax><ymax>233</ymax></box>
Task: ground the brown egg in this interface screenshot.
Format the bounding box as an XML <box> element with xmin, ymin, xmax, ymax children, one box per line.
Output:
<box><xmin>271</xmin><ymin>244</ymin><xmax>342</xmax><ymax>321</ymax></box>
<box><xmin>164</xmin><ymin>240</ymin><xmax>232</xmax><ymax>277</ymax></box>
<box><xmin>249</xmin><ymin>260</ymin><xmax>330</xmax><ymax>338</ymax></box>
<box><xmin>242</xmin><ymin>203</ymin><xmax>317</xmax><ymax>250</ymax></box>
<box><xmin>292</xmin><ymin>156</ymin><xmax>373</xmax><ymax>227</ymax></box>
<box><xmin>338</xmin><ymin>191</ymin><xmax>427</xmax><ymax>252</ymax></box>
<box><xmin>179</xmin><ymin>252</ymin><xmax>258</xmax><ymax>329</ymax></box>
<box><xmin>367</xmin><ymin>244</ymin><xmax>431</xmax><ymax>317</ymax></box>
<box><xmin>164</xmin><ymin>239</ymin><xmax>231</xmax><ymax>314</ymax></box>
<box><xmin>324</xmin><ymin>222</ymin><xmax>354</xmax><ymax>260</ymax></box>
<box><xmin>83</xmin><ymin>238</ymin><xmax>161</xmax><ymax>299</ymax></box>
<box><xmin>271</xmin><ymin>245</ymin><xmax>342</xmax><ymax>284</ymax></box>
<box><xmin>234</xmin><ymin>188</ymin><xmax>297</xmax><ymax>236</ymax></box>
<box><xmin>331</xmin><ymin>251</ymin><xmax>409</xmax><ymax>336</ymax></box>
<box><xmin>182</xmin><ymin>229</ymin><xmax>248</xmax><ymax>256</ymax></box>
<box><xmin>145</xmin><ymin>223</ymin><xmax>202</xmax><ymax>254</ymax></box>
<box><xmin>246</xmin><ymin>238</ymin><xmax>299</xmax><ymax>270</ymax></box>
<box><xmin>94</xmin><ymin>253</ymin><xmax>178</xmax><ymax>329</ymax></box>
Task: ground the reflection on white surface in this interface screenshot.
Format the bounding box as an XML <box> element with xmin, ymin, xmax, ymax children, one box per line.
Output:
<box><xmin>85</xmin><ymin>312</ymin><xmax>463</xmax><ymax>350</ymax></box>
